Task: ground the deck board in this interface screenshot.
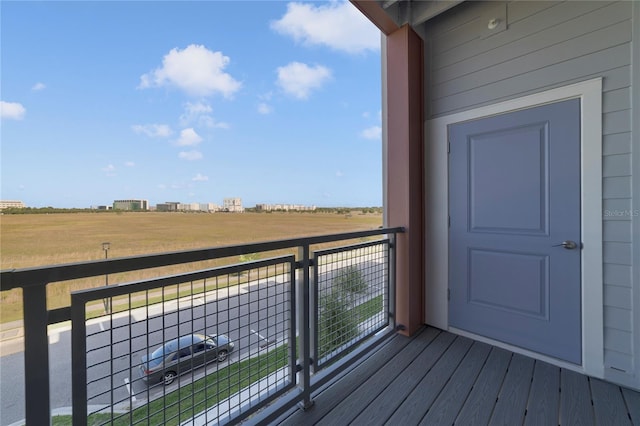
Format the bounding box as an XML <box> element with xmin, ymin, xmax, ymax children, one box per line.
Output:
<box><xmin>559</xmin><ymin>369</ymin><xmax>595</xmax><ymax>426</ymax></box>
<box><xmin>316</xmin><ymin>327</ymin><xmax>438</xmax><ymax>425</ymax></box>
<box><xmin>622</xmin><ymin>387</ymin><xmax>640</xmax><ymax>424</ymax></box>
<box><xmin>489</xmin><ymin>353</ymin><xmax>534</xmax><ymax>425</ymax></box>
<box><xmin>384</xmin><ymin>335</ymin><xmax>473</xmax><ymax>425</ymax></box>
<box><xmin>524</xmin><ymin>361</ymin><xmax>560</xmax><ymax>425</ymax></box>
<box><xmin>454</xmin><ymin>347</ymin><xmax>511</xmax><ymax>425</ymax></box>
<box><xmin>350</xmin><ymin>330</ymin><xmax>455</xmax><ymax>425</ymax></box>
<box><xmin>272</xmin><ymin>327</ymin><xmax>640</xmax><ymax>426</ymax></box>
<box><xmin>419</xmin><ymin>341</ymin><xmax>492</xmax><ymax>425</ymax></box>
<box><xmin>591</xmin><ymin>378</ymin><xmax>632</xmax><ymax>426</ymax></box>
<box><xmin>622</xmin><ymin>388</ymin><xmax>640</xmax><ymax>425</ymax></box>
<box><xmin>279</xmin><ymin>331</ymin><xmax>414</xmax><ymax>425</ymax></box>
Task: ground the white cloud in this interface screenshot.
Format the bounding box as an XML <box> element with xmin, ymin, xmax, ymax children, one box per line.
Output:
<box><xmin>257</xmin><ymin>103</ymin><xmax>273</xmax><ymax>115</ymax></box>
<box><xmin>271</xmin><ymin>1</ymin><xmax>380</xmax><ymax>54</ymax></box>
<box><xmin>180</xmin><ymin>101</ymin><xmax>229</xmax><ymax>128</ymax></box>
<box><xmin>176</xmin><ymin>128</ymin><xmax>203</xmax><ymax>146</ymax></box>
<box><xmin>124</xmin><ymin>161</ymin><xmax>135</xmax><ymax>167</ymax></box>
<box><xmin>192</xmin><ymin>173</ymin><xmax>209</xmax><ymax>182</ymax></box>
<box><xmin>139</xmin><ymin>44</ymin><xmax>242</xmax><ymax>98</ymax></box>
<box><xmin>360</xmin><ymin>125</ymin><xmax>381</xmax><ymax>140</ymax></box>
<box><xmin>179</xmin><ymin>150</ymin><xmax>203</xmax><ymax>161</ymax></box>
<box><xmin>1</xmin><ymin>101</ymin><xmax>26</xmax><ymax>120</ymax></box>
<box><xmin>31</xmin><ymin>82</ymin><xmax>46</xmax><ymax>91</ymax></box>
<box><xmin>102</xmin><ymin>164</ymin><xmax>116</xmax><ymax>176</ymax></box>
<box><xmin>276</xmin><ymin>62</ymin><xmax>332</xmax><ymax>99</ymax></box>
<box><xmin>132</xmin><ymin>123</ymin><xmax>173</xmax><ymax>138</ymax></box>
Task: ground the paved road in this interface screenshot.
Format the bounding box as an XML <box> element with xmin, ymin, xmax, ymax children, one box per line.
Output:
<box><xmin>0</xmin><ymin>278</ymin><xmax>292</xmax><ymax>425</ymax></box>
<box><xmin>0</xmin><ymin>254</ymin><xmax>387</xmax><ymax>425</ymax></box>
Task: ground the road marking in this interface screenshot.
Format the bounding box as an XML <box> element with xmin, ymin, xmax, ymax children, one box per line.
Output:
<box><xmin>99</xmin><ymin>322</ymin><xmax>105</xmax><ymax>331</ymax></box>
<box><xmin>250</xmin><ymin>329</ymin><xmax>273</xmax><ymax>348</ymax></box>
<box><xmin>124</xmin><ymin>377</ymin><xmax>137</xmax><ymax>402</ymax></box>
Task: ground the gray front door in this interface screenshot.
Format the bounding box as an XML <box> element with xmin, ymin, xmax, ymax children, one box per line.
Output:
<box><xmin>448</xmin><ymin>99</ymin><xmax>581</xmax><ymax>364</ymax></box>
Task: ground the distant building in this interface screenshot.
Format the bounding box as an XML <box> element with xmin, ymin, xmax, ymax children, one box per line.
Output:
<box><xmin>177</xmin><ymin>203</ymin><xmax>195</xmax><ymax>211</ymax></box>
<box><xmin>113</xmin><ymin>199</ymin><xmax>149</xmax><ymax>211</ymax></box>
<box><xmin>95</xmin><ymin>205</ymin><xmax>112</xmax><ymax>210</ymax></box>
<box><xmin>156</xmin><ymin>201</ymin><xmax>180</xmax><ymax>212</ymax></box>
<box><xmin>0</xmin><ymin>200</ymin><xmax>26</xmax><ymax>209</ymax></box>
<box><xmin>200</xmin><ymin>203</ymin><xmax>219</xmax><ymax>212</ymax></box>
<box><xmin>223</xmin><ymin>198</ymin><xmax>244</xmax><ymax>213</ymax></box>
<box><xmin>255</xmin><ymin>203</ymin><xmax>316</xmax><ymax>212</ymax></box>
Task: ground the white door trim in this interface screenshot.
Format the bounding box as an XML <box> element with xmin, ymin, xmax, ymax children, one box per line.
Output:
<box><xmin>425</xmin><ymin>78</ymin><xmax>603</xmax><ymax>378</ymax></box>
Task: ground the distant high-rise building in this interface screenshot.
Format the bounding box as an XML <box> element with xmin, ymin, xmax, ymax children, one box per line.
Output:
<box><xmin>223</xmin><ymin>198</ymin><xmax>244</xmax><ymax>213</ymax></box>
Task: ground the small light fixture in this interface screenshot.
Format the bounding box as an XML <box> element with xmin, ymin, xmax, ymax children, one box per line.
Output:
<box><xmin>488</xmin><ymin>18</ymin><xmax>500</xmax><ymax>30</ymax></box>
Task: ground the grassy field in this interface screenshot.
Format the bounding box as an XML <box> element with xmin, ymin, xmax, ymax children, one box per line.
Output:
<box><xmin>0</xmin><ymin>211</ymin><xmax>383</xmax><ymax>322</ymax></box>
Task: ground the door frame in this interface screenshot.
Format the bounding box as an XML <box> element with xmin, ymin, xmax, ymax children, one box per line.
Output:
<box><xmin>425</xmin><ymin>78</ymin><xmax>603</xmax><ymax>378</ymax></box>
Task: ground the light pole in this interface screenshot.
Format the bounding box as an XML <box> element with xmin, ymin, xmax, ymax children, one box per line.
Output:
<box><xmin>102</xmin><ymin>242</ymin><xmax>111</xmax><ymax>314</ymax></box>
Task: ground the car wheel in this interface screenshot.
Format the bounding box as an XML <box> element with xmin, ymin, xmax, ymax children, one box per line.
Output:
<box><xmin>216</xmin><ymin>350</ymin><xmax>228</xmax><ymax>362</ymax></box>
<box><xmin>163</xmin><ymin>371</ymin><xmax>177</xmax><ymax>385</ymax></box>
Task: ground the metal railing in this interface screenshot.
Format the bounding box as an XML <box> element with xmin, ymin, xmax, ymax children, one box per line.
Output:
<box><xmin>0</xmin><ymin>227</ymin><xmax>402</xmax><ymax>425</ymax></box>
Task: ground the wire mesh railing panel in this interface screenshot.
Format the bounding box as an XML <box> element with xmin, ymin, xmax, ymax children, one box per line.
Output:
<box><xmin>313</xmin><ymin>239</ymin><xmax>390</xmax><ymax>369</ymax></box>
<box><xmin>72</xmin><ymin>256</ymin><xmax>296</xmax><ymax>426</ymax></box>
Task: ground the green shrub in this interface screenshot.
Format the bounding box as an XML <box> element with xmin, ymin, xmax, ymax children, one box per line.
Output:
<box><xmin>333</xmin><ymin>266</ymin><xmax>367</xmax><ymax>295</ymax></box>
<box><xmin>318</xmin><ymin>292</ymin><xmax>359</xmax><ymax>357</ymax></box>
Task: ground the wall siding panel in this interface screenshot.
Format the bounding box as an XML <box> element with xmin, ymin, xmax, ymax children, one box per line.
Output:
<box><xmin>603</xmin><ymin>176</ymin><xmax>632</xmax><ymax>199</ymax></box>
<box><xmin>422</xmin><ymin>0</ymin><xmax>635</xmax><ymax>382</ymax></box>
<box><xmin>605</xmin><ymin>349</ymin><xmax>634</xmax><ymax>372</ymax></box>
<box><xmin>603</xmin><ymin>87</ymin><xmax>631</xmax><ymax>113</ymax></box>
<box><xmin>604</xmin><ymin>306</ymin><xmax>633</xmax><ymax>333</ymax></box>
<box><xmin>603</xmin><ymin>154</ymin><xmax>632</xmax><ymax>177</ymax></box>
<box><xmin>604</xmin><ymin>263</ymin><xmax>632</xmax><ymax>287</ymax></box>
<box><xmin>604</xmin><ymin>285</ymin><xmax>632</xmax><ymax>310</ymax></box>
<box><xmin>432</xmin><ymin>3</ymin><xmax>628</xmax><ymax>85</ymax></box>
<box><xmin>432</xmin><ymin>44</ymin><xmax>630</xmax><ymax>115</ymax></box>
<box><xmin>603</xmin><ymin>242</ymin><xmax>632</xmax><ymax>265</ymax></box>
<box><xmin>435</xmin><ymin>2</ymin><xmax>609</xmax><ymax>69</ymax></box>
<box><xmin>603</xmin><ymin>110</ymin><xmax>632</xmax><ymax>135</ymax></box>
<box><xmin>604</xmin><ymin>221</ymin><xmax>633</xmax><ymax>243</ymax></box>
<box><xmin>603</xmin><ymin>133</ymin><xmax>632</xmax><ymax>155</ymax></box>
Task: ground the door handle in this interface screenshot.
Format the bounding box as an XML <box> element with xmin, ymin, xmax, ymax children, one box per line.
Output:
<box><xmin>552</xmin><ymin>240</ymin><xmax>578</xmax><ymax>249</ymax></box>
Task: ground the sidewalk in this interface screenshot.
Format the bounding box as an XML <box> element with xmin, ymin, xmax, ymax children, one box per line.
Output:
<box><xmin>0</xmin><ymin>320</ymin><xmax>23</xmax><ymax>342</ymax></box>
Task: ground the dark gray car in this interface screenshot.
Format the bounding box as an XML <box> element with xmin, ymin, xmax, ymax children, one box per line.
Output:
<box><xmin>139</xmin><ymin>333</ymin><xmax>235</xmax><ymax>385</ymax></box>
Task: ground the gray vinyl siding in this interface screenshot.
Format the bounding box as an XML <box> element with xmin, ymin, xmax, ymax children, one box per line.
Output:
<box><xmin>420</xmin><ymin>1</ymin><xmax>635</xmax><ymax>376</ymax></box>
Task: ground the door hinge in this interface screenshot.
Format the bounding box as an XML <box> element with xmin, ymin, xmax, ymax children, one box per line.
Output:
<box><xmin>447</xmin><ymin>141</ymin><xmax>451</xmax><ymax>154</ymax></box>
<box><xmin>448</xmin><ymin>288</ymin><xmax>451</xmax><ymax>301</ymax></box>
<box><xmin>448</xmin><ymin>216</ymin><xmax>451</xmax><ymax>228</ymax></box>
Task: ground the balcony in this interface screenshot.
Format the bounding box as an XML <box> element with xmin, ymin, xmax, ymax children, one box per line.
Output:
<box><xmin>0</xmin><ymin>228</ymin><xmax>402</xmax><ymax>425</ymax></box>
<box><xmin>274</xmin><ymin>327</ymin><xmax>640</xmax><ymax>425</ymax></box>
<box><xmin>2</xmin><ymin>226</ymin><xmax>639</xmax><ymax>425</ymax></box>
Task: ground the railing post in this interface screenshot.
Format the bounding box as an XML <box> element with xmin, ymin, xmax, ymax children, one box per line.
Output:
<box><xmin>296</xmin><ymin>245</ymin><xmax>314</xmax><ymax>410</ymax></box>
<box><xmin>22</xmin><ymin>284</ymin><xmax>52</xmax><ymax>426</ymax></box>
<box><xmin>388</xmin><ymin>232</ymin><xmax>397</xmax><ymax>331</ymax></box>
<box><xmin>71</xmin><ymin>294</ymin><xmax>88</xmax><ymax>426</ymax></box>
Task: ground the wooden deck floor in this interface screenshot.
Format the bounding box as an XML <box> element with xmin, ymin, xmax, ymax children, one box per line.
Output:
<box><xmin>275</xmin><ymin>327</ymin><xmax>640</xmax><ymax>425</ymax></box>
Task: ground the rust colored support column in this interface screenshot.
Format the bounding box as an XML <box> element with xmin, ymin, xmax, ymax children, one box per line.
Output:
<box><xmin>385</xmin><ymin>25</ymin><xmax>424</xmax><ymax>336</ymax></box>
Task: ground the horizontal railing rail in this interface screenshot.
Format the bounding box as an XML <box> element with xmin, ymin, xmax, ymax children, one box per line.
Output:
<box><xmin>0</xmin><ymin>227</ymin><xmax>403</xmax><ymax>426</ymax></box>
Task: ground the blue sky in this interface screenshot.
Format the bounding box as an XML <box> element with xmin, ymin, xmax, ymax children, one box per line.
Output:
<box><xmin>1</xmin><ymin>1</ymin><xmax>382</xmax><ymax>208</ymax></box>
